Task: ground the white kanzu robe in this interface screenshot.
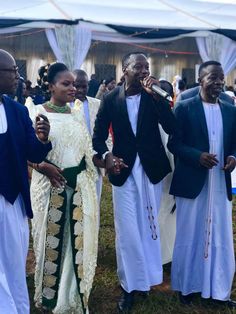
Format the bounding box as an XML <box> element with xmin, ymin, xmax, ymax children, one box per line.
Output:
<box><xmin>0</xmin><ymin>103</ymin><xmax>29</xmax><ymax>314</ymax></box>
<box><xmin>112</xmin><ymin>94</ymin><xmax>164</xmax><ymax>292</ymax></box>
<box><xmin>171</xmin><ymin>102</ymin><xmax>235</xmax><ymax>301</ymax></box>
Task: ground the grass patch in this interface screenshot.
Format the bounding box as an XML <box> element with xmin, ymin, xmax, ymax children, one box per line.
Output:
<box><xmin>28</xmin><ymin>178</ymin><xmax>236</xmax><ymax>313</ymax></box>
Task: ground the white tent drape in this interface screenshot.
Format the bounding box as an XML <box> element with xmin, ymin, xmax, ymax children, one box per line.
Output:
<box><xmin>26</xmin><ymin>57</ymin><xmax>45</xmax><ymax>86</ymax></box>
<box><xmin>73</xmin><ymin>25</ymin><xmax>92</xmax><ymax>69</ymax></box>
<box><xmin>45</xmin><ymin>25</ymin><xmax>91</xmax><ymax>70</ymax></box>
<box><xmin>45</xmin><ymin>28</ymin><xmax>63</xmax><ymax>62</ymax></box>
<box><xmin>196</xmin><ymin>33</ymin><xmax>236</xmax><ymax>75</ymax></box>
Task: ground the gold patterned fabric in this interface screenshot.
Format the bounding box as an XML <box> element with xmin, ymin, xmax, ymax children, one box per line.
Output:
<box><xmin>42</xmin><ymin>162</ymin><xmax>86</xmax><ymax>311</ymax></box>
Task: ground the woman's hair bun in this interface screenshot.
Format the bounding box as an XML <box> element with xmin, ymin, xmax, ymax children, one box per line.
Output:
<box><xmin>37</xmin><ymin>62</ymin><xmax>68</xmax><ymax>93</ymax></box>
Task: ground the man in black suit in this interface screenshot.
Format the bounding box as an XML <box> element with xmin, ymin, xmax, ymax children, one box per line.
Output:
<box><xmin>93</xmin><ymin>52</ymin><xmax>176</xmax><ymax>312</ymax></box>
<box><xmin>168</xmin><ymin>61</ymin><xmax>236</xmax><ymax>307</ymax></box>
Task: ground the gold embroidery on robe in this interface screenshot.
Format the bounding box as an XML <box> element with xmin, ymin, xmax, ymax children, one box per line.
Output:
<box><xmin>47</xmin><ymin>222</ymin><xmax>60</xmax><ymax>236</ymax></box>
<box><xmin>73</xmin><ymin>206</ymin><xmax>83</xmax><ymax>220</ymax></box>
<box><xmin>75</xmin><ymin>235</ymin><xmax>83</xmax><ymax>250</ymax></box>
<box><xmin>45</xmin><ymin>249</ymin><xmax>59</xmax><ymax>261</ymax></box>
<box><xmin>43</xmin><ymin>275</ymin><xmax>57</xmax><ymax>287</ymax></box>
<box><xmin>50</xmin><ymin>194</ymin><xmax>64</xmax><ymax>208</ymax></box>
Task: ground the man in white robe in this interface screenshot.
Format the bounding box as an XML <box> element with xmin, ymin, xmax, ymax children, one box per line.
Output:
<box><xmin>72</xmin><ymin>69</ymin><xmax>113</xmax><ymax>202</ymax></box>
<box><xmin>0</xmin><ymin>49</ymin><xmax>51</xmax><ymax>314</ymax></box>
<box><xmin>168</xmin><ymin>60</ymin><xmax>236</xmax><ymax>307</ymax></box>
<box><xmin>93</xmin><ymin>53</ymin><xmax>177</xmax><ymax>312</ymax></box>
<box><xmin>73</xmin><ymin>69</ymin><xmax>103</xmax><ymax>200</ymax></box>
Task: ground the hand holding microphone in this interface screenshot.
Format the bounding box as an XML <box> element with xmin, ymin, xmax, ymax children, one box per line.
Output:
<box><xmin>141</xmin><ymin>76</ymin><xmax>172</xmax><ymax>102</ymax></box>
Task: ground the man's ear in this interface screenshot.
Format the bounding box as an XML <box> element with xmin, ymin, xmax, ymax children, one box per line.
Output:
<box><xmin>48</xmin><ymin>83</ymin><xmax>54</xmax><ymax>93</ymax></box>
<box><xmin>198</xmin><ymin>77</ymin><xmax>202</xmax><ymax>86</ymax></box>
<box><xmin>122</xmin><ymin>67</ymin><xmax>127</xmax><ymax>75</ymax></box>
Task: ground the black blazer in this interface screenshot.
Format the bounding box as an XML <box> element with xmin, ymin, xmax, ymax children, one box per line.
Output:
<box><xmin>93</xmin><ymin>85</ymin><xmax>177</xmax><ymax>186</ymax></box>
<box><xmin>168</xmin><ymin>94</ymin><xmax>236</xmax><ymax>201</ymax></box>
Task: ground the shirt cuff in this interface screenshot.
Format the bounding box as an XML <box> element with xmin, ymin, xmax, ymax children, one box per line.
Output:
<box><xmin>102</xmin><ymin>151</ymin><xmax>110</xmax><ymax>160</ymax></box>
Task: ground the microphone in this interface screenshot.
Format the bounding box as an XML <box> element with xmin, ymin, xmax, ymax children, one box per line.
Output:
<box><xmin>151</xmin><ymin>84</ymin><xmax>173</xmax><ymax>102</ymax></box>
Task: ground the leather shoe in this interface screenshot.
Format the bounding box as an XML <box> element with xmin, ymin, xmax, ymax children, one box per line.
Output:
<box><xmin>227</xmin><ymin>300</ymin><xmax>236</xmax><ymax>308</ymax></box>
<box><xmin>135</xmin><ymin>290</ymin><xmax>149</xmax><ymax>299</ymax></box>
<box><xmin>178</xmin><ymin>292</ymin><xmax>193</xmax><ymax>305</ymax></box>
<box><xmin>117</xmin><ymin>289</ymin><xmax>134</xmax><ymax>313</ymax></box>
<box><xmin>213</xmin><ymin>299</ymin><xmax>236</xmax><ymax>308</ymax></box>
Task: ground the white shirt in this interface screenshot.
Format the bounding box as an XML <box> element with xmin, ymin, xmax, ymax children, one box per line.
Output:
<box><xmin>83</xmin><ymin>99</ymin><xmax>91</xmax><ymax>135</ymax></box>
<box><xmin>126</xmin><ymin>93</ymin><xmax>141</xmax><ymax>136</ymax></box>
<box><xmin>0</xmin><ymin>102</ymin><xmax>7</xmax><ymax>134</ymax></box>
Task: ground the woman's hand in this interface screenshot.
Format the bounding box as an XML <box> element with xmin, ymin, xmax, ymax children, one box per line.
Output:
<box><xmin>38</xmin><ymin>162</ymin><xmax>66</xmax><ymax>188</ymax></box>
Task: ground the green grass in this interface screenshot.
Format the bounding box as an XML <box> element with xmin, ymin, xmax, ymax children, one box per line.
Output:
<box><xmin>28</xmin><ymin>178</ymin><xmax>236</xmax><ymax>313</ymax></box>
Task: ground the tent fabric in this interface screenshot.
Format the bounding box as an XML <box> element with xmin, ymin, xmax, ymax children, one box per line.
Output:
<box><xmin>106</xmin><ymin>26</ymin><xmax>194</xmax><ymax>39</ymax></box>
<box><xmin>0</xmin><ymin>0</ymin><xmax>236</xmax><ymax>31</ymax></box>
<box><xmin>196</xmin><ymin>33</ymin><xmax>236</xmax><ymax>74</ymax></box>
<box><xmin>0</xmin><ymin>1</ymin><xmax>236</xmax><ymax>43</ymax></box>
<box><xmin>0</xmin><ymin>19</ymin><xmax>77</xmax><ymax>28</ymax></box>
<box><xmin>0</xmin><ymin>20</ymin><xmax>235</xmax><ymax>43</ymax></box>
<box><xmin>108</xmin><ymin>25</ymin><xmax>236</xmax><ymax>42</ymax></box>
<box><xmin>0</xmin><ymin>0</ymin><xmax>235</xmax><ymax>83</ymax></box>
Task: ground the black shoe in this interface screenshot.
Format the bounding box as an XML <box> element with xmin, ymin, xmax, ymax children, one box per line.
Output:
<box><xmin>213</xmin><ymin>299</ymin><xmax>236</xmax><ymax>308</ymax></box>
<box><xmin>135</xmin><ymin>290</ymin><xmax>149</xmax><ymax>299</ymax></box>
<box><xmin>227</xmin><ymin>300</ymin><xmax>236</xmax><ymax>308</ymax></box>
<box><xmin>178</xmin><ymin>292</ymin><xmax>193</xmax><ymax>305</ymax></box>
<box><xmin>117</xmin><ymin>289</ymin><xmax>134</xmax><ymax>313</ymax></box>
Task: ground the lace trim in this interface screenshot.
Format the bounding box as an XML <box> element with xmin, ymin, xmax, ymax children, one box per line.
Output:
<box><xmin>75</xmin><ymin>171</ymin><xmax>99</xmax><ymax>307</ymax></box>
<box><xmin>43</xmin><ymin>188</ymin><xmax>66</xmax><ymax>304</ymax></box>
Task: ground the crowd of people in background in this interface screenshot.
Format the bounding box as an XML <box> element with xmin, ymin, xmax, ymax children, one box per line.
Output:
<box><xmin>1</xmin><ymin>48</ymin><xmax>236</xmax><ymax>314</ymax></box>
<box><xmin>13</xmin><ymin>70</ymin><xmax>236</xmax><ymax>109</ymax></box>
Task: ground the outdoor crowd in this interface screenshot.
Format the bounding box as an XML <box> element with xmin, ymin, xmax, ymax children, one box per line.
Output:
<box><xmin>0</xmin><ymin>47</ymin><xmax>236</xmax><ymax>314</ymax></box>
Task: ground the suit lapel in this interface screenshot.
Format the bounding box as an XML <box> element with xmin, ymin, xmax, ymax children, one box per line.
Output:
<box><xmin>194</xmin><ymin>95</ymin><xmax>209</xmax><ymax>142</ymax></box>
<box><xmin>2</xmin><ymin>95</ymin><xmax>16</xmax><ymax>139</ymax></box>
<box><xmin>117</xmin><ymin>85</ymin><xmax>135</xmax><ymax>138</ymax></box>
<box><xmin>136</xmin><ymin>90</ymin><xmax>147</xmax><ymax>134</ymax></box>
<box><xmin>2</xmin><ymin>95</ymin><xmax>20</xmax><ymax>158</ymax></box>
<box><xmin>219</xmin><ymin>100</ymin><xmax>229</xmax><ymax>154</ymax></box>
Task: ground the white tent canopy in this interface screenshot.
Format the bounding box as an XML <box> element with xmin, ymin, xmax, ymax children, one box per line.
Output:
<box><xmin>0</xmin><ymin>0</ymin><xmax>236</xmax><ymax>30</ymax></box>
<box><xmin>1</xmin><ymin>1</ymin><xmax>236</xmax><ymax>82</ymax></box>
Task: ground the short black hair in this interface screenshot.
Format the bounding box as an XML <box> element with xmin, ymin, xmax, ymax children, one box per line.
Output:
<box><xmin>159</xmin><ymin>80</ymin><xmax>174</xmax><ymax>98</ymax></box>
<box><xmin>122</xmin><ymin>52</ymin><xmax>147</xmax><ymax>70</ymax></box>
<box><xmin>73</xmin><ymin>69</ymin><xmax>88</xmax><ymax>79</ymax></box>
<box><xmin>178</xmin><ymin>79</ymin><xmax>186</xmax><ymax>90</ymax></box>
<box><xmin>198</xmin><ymin>60</ymin><xmax>222</xmax><ymax>77</ymax></box>
<box><xmin>104</xmin><ymin>77</ymin><xmax>115</xmax><ymax>86</ymax></box>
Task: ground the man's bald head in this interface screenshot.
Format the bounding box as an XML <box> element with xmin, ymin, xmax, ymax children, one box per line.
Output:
<box><xmin>0</xmin><ymin>49</ymin><xmax>15</xmax><ymax>68</ymax></box>
<box><xmin>0</xmin><ymin>49</ymin><xmax>19</xmax><ymax>95</ymax></box>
